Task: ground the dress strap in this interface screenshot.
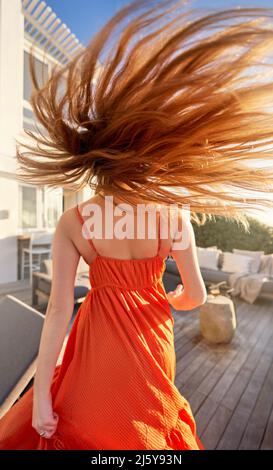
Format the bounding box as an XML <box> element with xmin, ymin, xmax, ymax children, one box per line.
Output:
<box><xmin>157</xmin><ymin>210</ymin><xmax>161</xmax><ymax>256</ymax></box>
<box><xmin>76</xmin><ymin>204</ymin><xmax>98</xmax><ymax>256</ymax></box>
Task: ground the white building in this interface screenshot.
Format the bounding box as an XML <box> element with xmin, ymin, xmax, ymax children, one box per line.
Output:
<box><xmin>0</xmin><ymin>0</ymin><xmax>95</xmax><ymax>284</ymax></box>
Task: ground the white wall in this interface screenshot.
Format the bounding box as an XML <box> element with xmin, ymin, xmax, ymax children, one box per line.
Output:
<box><xmin>0</xmin><ymin>177</ymin><xmax>19</xmax><ymax>283</ymax></box>
<box><xmin>0</xmin><ymin>0</ymin><xmax>24</xmax><ymax>283</ymax></box>
<box><xmin>0</xmin><ymin>1</ymin><xmax>92</xmax><ymax>284</ymax></box>
<box><xmin>0</xmin><ymin>0</ymin><xmax>24</xmax><ymax>165</ymax></box>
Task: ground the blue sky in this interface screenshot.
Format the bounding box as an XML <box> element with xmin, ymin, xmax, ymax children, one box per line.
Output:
<box><xmin>45</xmin><ymin>0</ymin><xmax>273</xmax><ymax>46</ymax></box>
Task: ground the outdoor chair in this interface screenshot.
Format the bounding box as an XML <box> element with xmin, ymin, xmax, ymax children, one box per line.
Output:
<box><xmin>21</xmin><ymin>231</ymin><xmax>53</xmax><ymax>285</ymax></box>
<box><xmin>0</xmin><ymin>295</ymin><xmax>44</xmax><ymax>418</ymax></box>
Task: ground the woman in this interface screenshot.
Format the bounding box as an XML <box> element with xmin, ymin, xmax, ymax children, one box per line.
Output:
<box><xmin>1</xmin><ymin>0</ymin><xmax>273</xmax><ymax>450</ymax></box>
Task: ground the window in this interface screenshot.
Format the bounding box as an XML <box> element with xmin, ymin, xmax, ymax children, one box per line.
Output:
<box><xmin>42</xmin><ymin>187</ymin><xmax>63</xmax><ymax>228</ymax></box>
<box><xmin>19</xmin><ymin>185</ymin><xmax>37</xmax><ymax>229</ymax></box>
<box><xmin>19</xmin><ymin>185</ymin><xmax>63</xmax><ymax>230</ymax></box>
<box><xmin>23</xmin><ymin>51</ymin><xmax>49</xmax><ymax>102</ymax></box>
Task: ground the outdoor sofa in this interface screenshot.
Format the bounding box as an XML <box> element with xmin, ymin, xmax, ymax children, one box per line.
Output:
<box><xmin>32</xmin><ymin>257</ymin><xmax>90</xmax><ymax>310</ymax></box>
<box><xmin>162</xmin><ymin>247</ymin><xmax>273</xmax><ymax>303</ymax></box>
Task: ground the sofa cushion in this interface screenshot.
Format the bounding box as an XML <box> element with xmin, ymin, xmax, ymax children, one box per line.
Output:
<box><xmin>42</xmin><ymin>259</ymin><xmax>52</xmax><ymax>276</ymax></box>
<box><xmin>35</xmin><ymin>273</ymin><xmax>51</xmax><ymax>296</ymax></box>
<box><xmin>200</xmin><ymin>267</ymin><xmax>229</xmax><ymax>283</ymax></box>
<box><xmin>232</xmin><ymin>249</ymin><xmax>264</xmax><ymax>274</ymax></box>
<box><xmin>221</xmin><ymin>252</ymin><xmax>252</xmax><ymax>273</ymax></box>
<box><xmin>162</xmin><ymin>271</ymin><xmax>181</xmax><ymax>293</ymax></box>
<box><xmin>218</xmin><ymin>251</ymin><xmax>224</xmax><ymax>269</ymax></box>
<box><xmin>74</xmin><ymin>285</ymin><xmax>89</xmax><ymax>300</ymax></box>
<box><xmin>259</xmin><ymin>254</ymin><xmax>273</xmax><ymax>277</ymax></box>
<box><xmin>197</xmin><ymin>247</ymin><xmax>221</xmax><ymax>270</ymax></box>
<box><xmin>260</xmin><ymin>279</ymin><xmax>273</xmax><ymax>294</ymax></box>
<box><xmin>165</xmin><ymin>257</ymin><xmax>179</xmax><ymax>276</ymax></box>
<box><xmin>163</xmin><ymin>255</ymin><xmax>273</xmax><ymax>300</ymax></box>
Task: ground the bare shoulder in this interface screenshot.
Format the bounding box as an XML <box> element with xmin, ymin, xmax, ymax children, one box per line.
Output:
<box><xmin>54</xmin><ymin>206</ymin><xmax>77</xmax><ymax>233</ymax></box>
<box><xmin>76</xmin><ymin>195</ymin><xmax>103</xmax><ymax>214</ymax></box>
<box><xmin>56</xmin><ymin>195</ymin><xmax>100</xmax><ymax>229</ymax></box>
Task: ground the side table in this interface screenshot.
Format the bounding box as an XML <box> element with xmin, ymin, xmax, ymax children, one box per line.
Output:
<box><xmin>199</xmin><ymin>292</ymin><xmax>237</xmax><ymax>344</ymax></box>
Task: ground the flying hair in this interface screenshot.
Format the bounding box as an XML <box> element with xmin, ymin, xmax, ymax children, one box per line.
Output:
<box><xmin>16</xmin><ymin>0</ymin><xmax>273</xmax><ymax>229</ymax></box>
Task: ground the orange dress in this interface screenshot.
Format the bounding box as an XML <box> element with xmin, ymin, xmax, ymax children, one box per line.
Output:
<box><xmin>0</xmin><ymin>205</ymin><xmax>204</xmax><ymax>450</ymax></box>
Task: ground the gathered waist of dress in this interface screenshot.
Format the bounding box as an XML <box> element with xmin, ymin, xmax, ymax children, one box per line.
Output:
<box><xmin>90</xmin><ymin>278</ymin><xmax>163</xmax><ymax>292</ymax></box>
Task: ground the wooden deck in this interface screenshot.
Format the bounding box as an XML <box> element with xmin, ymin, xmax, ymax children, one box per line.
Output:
<box><xmin>173</xmin><ymin>296</ymin><xmax>273</xmax><ymax>450</ymax></box>
<box><xmin>1</xmin><ymin>280</ymin><xmax>273</xmax><ymax>449</ymax></box>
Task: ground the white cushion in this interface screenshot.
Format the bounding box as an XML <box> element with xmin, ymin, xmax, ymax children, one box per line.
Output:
<box><xmin>221</xmin><ymin>252</ymin><xmax>252</xmax><ymax>273</ymax></box>
<box><xmin>197</xmin><ymin>247</ymin><xmax>221</xmax><ymax>270</ymax></box>
<box><xmin>43</xmin><ymin>259</ymin><xmax>52</xmax><ymax>277</ymax></box>
<box><xmin>232</xmin><ymin>249</ymin><xmax>264</xmax><ymax>274</ymax></box>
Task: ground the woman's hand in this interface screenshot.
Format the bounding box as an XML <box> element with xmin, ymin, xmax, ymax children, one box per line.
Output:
<box><xmin>32</xmin><ymin>392</ymin><xmax>59</xmax><ymax>439</ymax></box>
<box><xmin>166</xmin><ymin>284</ymin><xmax>184</xmax><ymax>308</ymax></box>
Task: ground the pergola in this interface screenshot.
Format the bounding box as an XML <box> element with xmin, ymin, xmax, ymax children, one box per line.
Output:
<box><xmin>22</xmin><ymin>0</ymin><xmax>85</xmax><ymax>64</ymax></box>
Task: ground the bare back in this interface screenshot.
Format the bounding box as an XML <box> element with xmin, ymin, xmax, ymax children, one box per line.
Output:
<box><xmin>49</xmin><ymin>195</ymin><xmax>206</xmax><ymax>316</ymax></box>
<box><xmin>72</xmin><ymin>194</ymin><xmax>173</xmax><ymax>265</ymax></box>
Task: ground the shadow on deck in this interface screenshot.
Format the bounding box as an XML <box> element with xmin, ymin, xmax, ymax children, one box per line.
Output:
<box><xmin>173</xmin><ymin>296</ymin><xmax>273</xmax><ymax>450</ymax></box>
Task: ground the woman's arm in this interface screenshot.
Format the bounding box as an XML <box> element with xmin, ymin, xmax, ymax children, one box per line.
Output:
<box><xmin>32</xmin><ymin>209</ymin><xmax>80</xmax><ymax>437</ymax></box>
<box><xmin>166</xmin><ymin>210</ymin><xmax>207</xmax><ymax>311</ymax></box>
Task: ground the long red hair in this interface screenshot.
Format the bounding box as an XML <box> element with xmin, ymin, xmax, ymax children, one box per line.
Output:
<box><xmin>16</xmin><ymin>0</ymin><xmax>273</xmax><ymax>228</ymax></box>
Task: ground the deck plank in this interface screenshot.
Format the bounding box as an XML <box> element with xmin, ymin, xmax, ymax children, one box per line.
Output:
<box><xmin>173</xmin><ymin>296</ymin><xmax>273</xmax><ymax>450</ymax></box>
<box><xmin>200</xmin><ymin>404</ymin><xmax>232</xmax><ymax>450</ymax></box>
<box><xmin>222</xmin><ymin>321</ymin><xmax>273</xmax><ymax>412</ymax></box>
<box><xmin>175</xmin><ymin>300</ymin><xmax>254</xmax><ymax>390</ymax></box>
<box><xmin>199</xmin><ymin>314</ymin><xmax>273</xmax><ymax>448</ymax></box>
<box><xmin>239</xmin><ymin>361</ymin><xmax>273</xmax><ymax>449</ymax></box>
<box><xmin>181</xmin><ymin>301</ymin><xmax>262</xmax><ymax>416</ymax></box>
<box><xmin>205</xmin><ymin>303</ymin><xmax>272</xmax><ymax>404</ymax></box>
<box><xmin>217</xmin><ymin>339</ymin><xmax>273</xmax><ymax>449</ymax></box>
<box><xmin>177</xmin><ymin>355</ymin><xmax>217</xmax><ymax>396</ymax></box>
<box><xmin>261</xmin><ymin>403</ymin><xmax>273</xmax><ymax>450</ymax></box>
